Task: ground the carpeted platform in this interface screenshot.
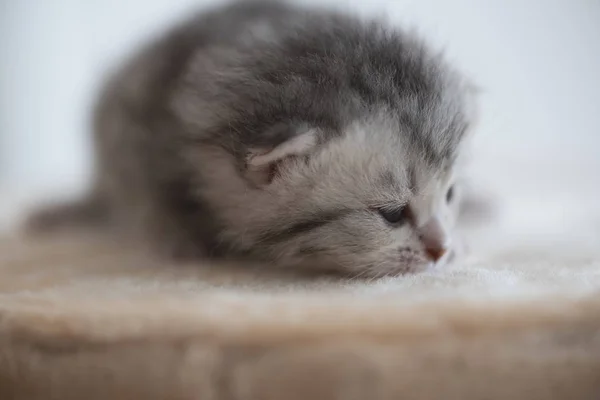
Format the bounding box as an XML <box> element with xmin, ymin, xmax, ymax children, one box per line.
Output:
<box><xmin>0</xmin><ymin>225</ymin><xmax>599</xmax><ymax>399</ymax></box>
<box><xmin>1</xmin><ymin>156</ymin><xmax>600</xmax><ymax>399</ymax></box>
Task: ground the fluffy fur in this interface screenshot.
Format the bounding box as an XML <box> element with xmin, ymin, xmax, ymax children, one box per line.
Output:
<box><xmin>27</xmin><ymin>0</ymin><xmax>477</xmax><ymax>277</ymax></box>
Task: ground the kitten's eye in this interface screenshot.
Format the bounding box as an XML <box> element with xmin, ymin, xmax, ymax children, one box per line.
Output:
<box><xmin>446</xmin><ymin>185</ymin><xmax>455</xmax><ymax>203</ymax></box>
<box><xmin>378</xmin><ymin>206</ymin><xmax>409</xmax><ymax>225</ymax></box>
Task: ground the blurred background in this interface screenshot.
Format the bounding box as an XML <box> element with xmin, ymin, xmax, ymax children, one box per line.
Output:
<box><xmin>1</xmin><ymin>0</ymin><xmax>600</xmax><ymax>240</ymax></box>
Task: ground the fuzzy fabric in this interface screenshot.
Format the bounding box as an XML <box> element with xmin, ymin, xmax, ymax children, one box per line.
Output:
<box><xmin>1</xmin><ymin>155</ymin><xmax>600</xmax><ymax>399</ymax></box>
<box><xmin>0</xmin><ymin>226</ymin><xmax>599</xmax><ymax>400</ymax></box>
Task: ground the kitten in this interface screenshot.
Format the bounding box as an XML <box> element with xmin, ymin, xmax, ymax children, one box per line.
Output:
<box><xmin>26</xmin><ymin>0</ymin><xmax>479</xmax><ymax>277</ymax></box>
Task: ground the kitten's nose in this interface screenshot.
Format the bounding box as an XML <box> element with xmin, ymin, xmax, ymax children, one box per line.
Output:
<box><xmin>418</xmin><ymin>217</ymin><xmax>449</xmax><ymax>263</ymax></box>
<box><xmin>425</xmin><ymin>246</ymin><xmax>447</xmax><ymax>262</ymax></box>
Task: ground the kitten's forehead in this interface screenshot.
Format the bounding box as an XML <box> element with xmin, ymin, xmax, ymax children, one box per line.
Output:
<box><xmin>330</xmin><ymin>109</ymin><xmax>461</xmax><ymax>171</ymax></box>
<box><xmin>304</xmin><ymin>108</ymin><xmax>463</xmax><ymax>207</ymax></box>
<box><xmin>297</xmin><ymin>120</ymin><xmax>407</xmax><ymax>207</ymax></box>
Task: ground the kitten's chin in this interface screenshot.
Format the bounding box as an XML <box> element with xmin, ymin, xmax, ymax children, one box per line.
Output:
<box><xmin>343</xmin><ymin>258</ymin><xmax>433</xmax><ymax>279</ymax></box>
<box><xmin>284</xmin><ymin>252</ymin><xmax>443</xmax><ymax>279</ymax></box>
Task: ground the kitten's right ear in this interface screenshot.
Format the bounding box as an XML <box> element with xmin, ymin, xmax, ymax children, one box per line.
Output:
<box><xmin>245</xmin><ymin>128</ymin><xmax>318</xmax><ymax>186</ymax></box>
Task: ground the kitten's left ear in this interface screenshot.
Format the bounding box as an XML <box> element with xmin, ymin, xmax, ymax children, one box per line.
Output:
<box><xmin>245</xmin><ymin>128</ymin><xmax>318</xmax><ymax>185</ymax></box>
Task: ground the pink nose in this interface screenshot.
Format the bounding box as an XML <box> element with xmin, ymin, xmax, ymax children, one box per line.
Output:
<box><xmin>425</xmin><ymin>246</ymin><xmax>447</xmax><ymax>262</ymax></box>
<box><xmin>419</xmin><ymin>217</ymin><xmax>448</xmax><ymax>263</ymax></box>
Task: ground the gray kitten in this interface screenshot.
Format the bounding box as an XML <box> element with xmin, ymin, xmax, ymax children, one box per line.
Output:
<box><xmin>27</xmin><ymin>0</ymin><xmax>479</xmax><ymax>277</ymax></box>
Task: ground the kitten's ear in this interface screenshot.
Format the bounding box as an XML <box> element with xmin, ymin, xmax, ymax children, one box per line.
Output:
<box><xmin>245</xmin><ymin>128</ymin><xmax>318</xmax><ymax>186</ymax></box>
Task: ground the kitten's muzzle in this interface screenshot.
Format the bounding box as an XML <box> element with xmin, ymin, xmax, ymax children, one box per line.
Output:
<box><xmin>418</xmin><ymin>217</ymin><xmax>449</xmax><ymax>263</ymax></box>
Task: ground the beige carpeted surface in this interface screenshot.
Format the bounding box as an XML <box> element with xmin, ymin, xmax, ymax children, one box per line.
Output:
<box><xmin>1</xmin><ymin>155</ymin><xmax>600</xmax><ymax>399</ymax></box>
<box><xmin>0</xmin><ymin>226</ymin><xmax>599</xmax><ymax>399</ymax></box>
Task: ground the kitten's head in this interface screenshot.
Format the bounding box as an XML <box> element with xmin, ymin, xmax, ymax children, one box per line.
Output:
<box><xmin>186</xmin><ymin>85</ymin><xmax>476</xmax><ymax>277</ymax></box>
<box><xmin>173</xmin><ymin>11</ymin><xmax>478</xmax><ymax>276</ymax></box>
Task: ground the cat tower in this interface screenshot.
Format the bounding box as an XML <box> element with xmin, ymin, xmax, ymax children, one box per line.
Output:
<box><xmin>1</xmin><ymin>224</ymin><xmax>599</xmax><ymax>399</ymax></box>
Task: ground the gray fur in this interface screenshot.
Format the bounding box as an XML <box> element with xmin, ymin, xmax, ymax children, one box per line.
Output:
<box><xmin>27</xmin><ymin>0</ymin><xmax>478</xmax><ymax>277</ymax></box>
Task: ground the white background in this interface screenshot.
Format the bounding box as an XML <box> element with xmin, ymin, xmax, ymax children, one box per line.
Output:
<box><xmin>1</xmin><ymin>0</ymin><xmax>600</xmax><ymax>231</ymax></box>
